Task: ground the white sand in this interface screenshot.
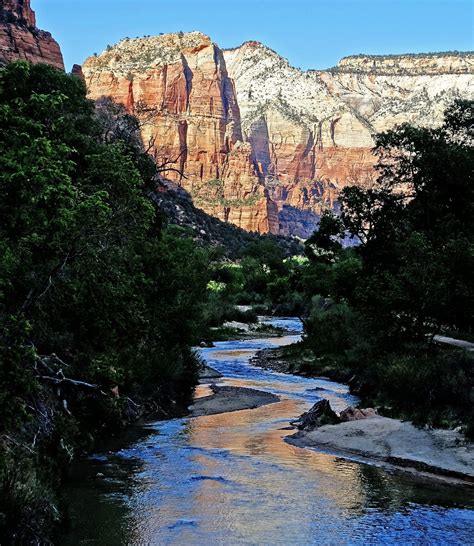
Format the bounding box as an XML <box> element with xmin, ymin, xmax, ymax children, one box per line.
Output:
<box><xmin>288</xmin><ymin>416</ymin><xmax>474</xmax><ymax>481</ymax></box>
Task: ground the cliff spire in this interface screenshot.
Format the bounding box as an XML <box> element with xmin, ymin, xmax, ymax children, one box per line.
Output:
<box><xmin>0</xmin><ymin>0</ymin><xmax>64</xmax><ymax>69</ymax></box>
<box><xmin>1</xmin><ymin>0</ymin><xmax>36</xmax><ymax>27</ymax></box>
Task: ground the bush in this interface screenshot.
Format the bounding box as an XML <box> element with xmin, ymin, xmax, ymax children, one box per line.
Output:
<box><xmin>0</xmin><ymin>448</ymin><xmax>59</xmax><ymax>545</ymax></box>
<box><xmin>373</xmin><ymin>348</ymin><xmax>474</xmax><ymax>427</ymax></box>
<box><xmin>304</xmin><ymin>296</ymin><xmax>362</xmax><ymax>357</ymax></box>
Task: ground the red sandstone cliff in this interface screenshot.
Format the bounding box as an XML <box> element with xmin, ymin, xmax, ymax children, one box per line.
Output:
<box><xmin>0</xmin><ymin>0</ymin><xmax>64</xmax><ymax>70</ymax></box>
<box><xmin>82</xmin><ymin>33</ymin><xmax>279</xmax><ymax>234</ymax></box>
<box><xmin>2</xmin><ymin>0</ymin><xmax>35</xmax><ymax>25</ymax></box>
<box><xmin>82</xmin><ymin>34</ymin><xmax>474</xmax><ymax>237</ymax></box>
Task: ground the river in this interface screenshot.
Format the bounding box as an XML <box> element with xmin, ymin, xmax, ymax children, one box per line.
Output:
<box><xmin>62</xmin><ymin>317</ymin><xmax>474</xmax><ymax>545</ymax></box>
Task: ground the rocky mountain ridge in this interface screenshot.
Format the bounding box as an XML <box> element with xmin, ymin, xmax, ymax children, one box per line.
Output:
<box><xmin>0</xmin><ymin>0</ymin><xmax>64</xmax><ymax>69</ymax></box>
<box><xmin>83</xmin><ymin>32</ymin><xmax>279</xmax><ymax>234</ymax></box>
<box><xmin>334</xmin><ymin>52</ymin><xmax>473</xmax><ymax>74</ymax></box>
<box><xmin>82</xmin><ymin>34</ymin><xmax>474</xmax><ymax>237</ymax></box>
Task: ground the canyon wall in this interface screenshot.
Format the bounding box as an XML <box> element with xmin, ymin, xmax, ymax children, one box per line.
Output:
<box><xmin>224</xmin><ymin>43</ymin><xmax>473</xmax><ymax>236</ymax></box>
<box><xmin>82</xmin><ymin>34</ymin><xmax>474</xmax><ymax>237</ymax></box>
<box><xmin>83</xmin><ymin>33</ymin><xmax>278</xmax><ymax>234</ymax></box>
<box><xmin>0</xmin><ymin>0</ymin><xmax>64</xmax><ymax>69</ymax></box>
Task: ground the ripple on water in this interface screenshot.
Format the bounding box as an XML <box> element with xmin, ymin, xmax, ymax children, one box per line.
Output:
<box><xmin>61</xmin><ymin>317</ymin><xmax>474</xmax><ymax>545</ymax></box>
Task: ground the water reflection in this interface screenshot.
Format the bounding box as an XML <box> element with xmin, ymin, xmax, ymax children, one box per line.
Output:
<box><xmin>62</xmin><ymin>318</ymin><xmax>474</xmax><ymax>545</ymax></box>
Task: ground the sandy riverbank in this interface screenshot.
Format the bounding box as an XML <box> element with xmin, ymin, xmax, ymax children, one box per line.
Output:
<box><xmin>254</xmin><ymin>345</ymin><xmax>474</xmax><ymax>483</ymax></box>
<box><xmin>190</xmin><ymin>385</ymin><xmax>280</xmax><ymax>417</ymax></box>
<box><xmin>287</xmin><ymin>416</ymin><xmax>474</xmax><ymax>483</ymax></box>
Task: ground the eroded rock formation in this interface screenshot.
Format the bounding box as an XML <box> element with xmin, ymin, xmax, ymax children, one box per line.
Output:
<box><xmin>82</xmin><ymin>32</ymin><xmax>277</xmax><ymax>233</ymax></box>
<box><xmin>0</xmin><ymin>0</ymin><xmax>64</xmax><ymax>69</ymax></box>
<box><xmin>224</xmin><ymin>42</ymin><xmax>473</xmax><ymax>236</ymax></box>
<box><xmin>82</xmin><ymin>33</ymin><xmax>474</xmax><ymax>236</ymax></box>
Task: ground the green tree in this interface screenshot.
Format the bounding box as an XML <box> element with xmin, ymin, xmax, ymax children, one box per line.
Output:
<box><xmin>340</xmin><ymin>99</ymin><xmax>474</xmax><ymax>341</ymax></box>
<box><xmin>0</xmin><ymin>61</ymin><xmax>210</xmax><ymax>543</ymax></box>
<box><xmin>301</xmin><ymin>100</ymin><xmax>474</xmax><ymax>432</ymax></box>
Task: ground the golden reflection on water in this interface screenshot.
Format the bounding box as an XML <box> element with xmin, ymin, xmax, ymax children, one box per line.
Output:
<box><xmin>184</xmin><ymin>398</ymin><xmax>367</xmax><ymax>515</ymax></box>
<box><xmin>193</xmin><ymin>384</ymin><xmax>214</xmax><ymax>399</ymax></box>
<box><xmin>225</xmin><ymin>377</ymin><xmax>307</xmax><ymax>394</ymax></box>
<box><xmin>209</xmin><ymin>349</ymin><xmax>256</xmax><ymax>360</ymax></box>
<box><xmin>209</xmin><ymin>334</ymin><xmax>299</xmax><ymax>361</ymax></box>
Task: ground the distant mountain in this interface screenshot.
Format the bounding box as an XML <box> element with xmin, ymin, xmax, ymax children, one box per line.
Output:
<box><xmin>80</xmin><ymin>33</ymin><xmax>473</xmax><ymax>238</ymax></box>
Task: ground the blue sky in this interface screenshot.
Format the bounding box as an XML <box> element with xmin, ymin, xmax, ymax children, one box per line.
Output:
<box><xmin>36</xmin><ymin>0</ymin><xmax>473</xmax><ymax>72</ymax></box>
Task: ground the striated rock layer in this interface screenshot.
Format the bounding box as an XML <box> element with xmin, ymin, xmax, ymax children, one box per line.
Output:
<box><xmin>0</xmin><ymin>0</ymin><xmax>64</xmax><ymax>70</ymax></box>
<box><xmin>82</xmin><ymin>34</ymin><xmax>474</xmax><ymax>236</ymax></box>
<box><xmin>83</xmin><ymin>32</ymin><xmax>279</xmax><ymax>234</ymax></box>
<box><xmin>224</xmin><ymin>43</ymin><xmax>473</xmax><ymax>236</ymax></box>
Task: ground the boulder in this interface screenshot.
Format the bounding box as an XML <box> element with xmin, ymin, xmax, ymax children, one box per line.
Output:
<box><xmin>198</xmin><ymin>364</ymin><xmax>222</xmax><ymax>380</ymax></box>
<box><xmin>291</xmin><ymin>399</ymin><xmax>340</xmax><ymax>431</ymax></box>
<box><xmin>339</xmin><ymin>406</ymin><xmax>378</xmax><ymax>422</ymax></box>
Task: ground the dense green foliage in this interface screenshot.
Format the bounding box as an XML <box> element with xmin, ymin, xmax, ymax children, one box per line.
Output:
<box><xmin>206</xmin><ymin>239</ymin><xmax>308</xmax><ymax>322</ymax></box>
<box><xmin>0</xmin><ymin>62</ymin><xmax>210</xmax><ymax>544</ymax></box>
<box><xmin>301</xmin><ymin>100</ymin><xmax>474</xmax><ymax>434</ymax></box>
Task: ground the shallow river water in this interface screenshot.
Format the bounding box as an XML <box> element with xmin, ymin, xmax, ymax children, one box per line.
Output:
<box><xmin>62</xmin><ymin>318</ymin><xmax>474</xmax><ymax>545</ymax></box>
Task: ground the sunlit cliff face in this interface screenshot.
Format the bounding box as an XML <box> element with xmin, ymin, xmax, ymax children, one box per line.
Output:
<box><xmin>82</xmin><ymin>35</ymin><xmax>473</xmax><ymax>237</ymax></box>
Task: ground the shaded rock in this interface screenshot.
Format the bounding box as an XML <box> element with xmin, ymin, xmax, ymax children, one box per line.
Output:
<box><xmin>198</xmin><ymin>364</ymin><xmax>222</xmax><ymax>380</ymax></box>
<box><xmin>72</xmin><ymin>63</ymin><xmax>85</xmax><ymax>80</ymax></box>
<box><xmin>291</xmin><ymin>399</ymin><xmax>340</xmax><ymax>431</ymax></box>
<box><xmin>3</xmin><ymin>0</ymin><xmax>36</xmax><ymax>26</ymax></box>
<box><xmin>340</xmin><ymin>406</ymin><xmax>378</xmax><ymax>422</ymax></box>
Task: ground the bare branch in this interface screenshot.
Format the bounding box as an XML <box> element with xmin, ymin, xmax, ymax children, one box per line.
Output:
<box><xmin>21</xmin><ymin>252</ymin><xmax>71</xmax><ymax>312</ymax></box>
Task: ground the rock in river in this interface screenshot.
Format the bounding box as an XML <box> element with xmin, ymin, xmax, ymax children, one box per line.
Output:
<box><xmin>291</xmin><ymin>399</ymin><xmax>340</xmax><ymax>431</ymax></box>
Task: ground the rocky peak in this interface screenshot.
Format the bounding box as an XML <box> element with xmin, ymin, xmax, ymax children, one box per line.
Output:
<box><xmin>82</xmin><ymin>32</ymin><xmax>278</xmax><ymax>233</ymax></box>
<box><xmin>0</xmin><ymin>0</ymin><xmax>64</xmax><ymax>69</ymax></box>
<box><xmin>84</xmin><ymin>32</ymin><xmax>213</xmax><ymax>75</ymax></box>
<box><xmin>1</xmin><ymin>0</ymin><xmax>36</xmax><ymax>27</ymax></box>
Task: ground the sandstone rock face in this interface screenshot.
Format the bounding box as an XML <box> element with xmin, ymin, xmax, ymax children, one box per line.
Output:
<box><xmin>82</xmin><ymin>34</ymin><xmax>474</xmax><ymax>236</ymax></box>
<box><xmin>339</xmin><ymin>406</ymin><xmax>378</xmax><ymax>422</ymax></box>
<box><xmin>224</xmin><ymin>43</ymin><xmax>474</xmax><ymax>236</ymax></box>
<box><xmin>2</xmin><ymin>0</ymin><xmax>36</xmax><ymax>26</ymax></box>
<box><xmin>82</xmin><ymin>32</ymin><xmax>278</xmax><ymax>233</ymax></box>
<box><xmin>0</xmin><ymin>0</ymin><xmax>64</xmax><ymax>70</ymax></box>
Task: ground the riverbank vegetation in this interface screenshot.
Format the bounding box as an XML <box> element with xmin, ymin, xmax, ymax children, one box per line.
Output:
<box><xmin>273</xmin><ymin>100</ymin><xmax>474</xmax><ymax>438</ymax></box>
<box><xmin>0</xmin><ymin>62</ymin><xmax>214</xmax><ymax>544</ymax></box>
<box><xmin>206</xmin><ymin>240</ymin><xmax>309</xmax><ymax>323</ymax></box>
